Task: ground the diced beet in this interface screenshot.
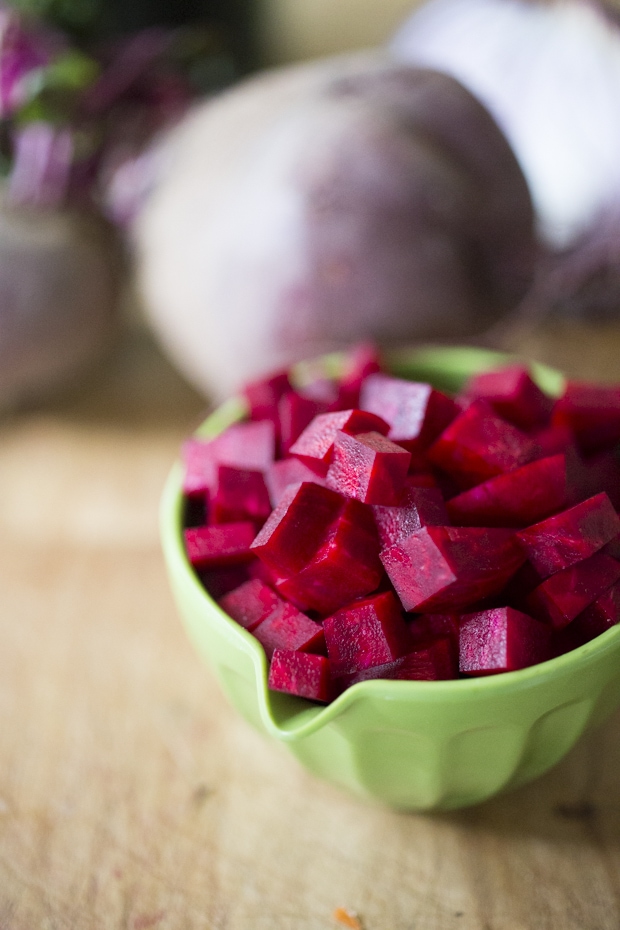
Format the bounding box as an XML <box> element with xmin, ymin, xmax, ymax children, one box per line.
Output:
<box><xmin>372</xmin><ymin>486</ymin><xmax>449</xmax><ymax>548</ymax></box>
<box><xmin>275</xmin><ymin>499</ymin><xmax>383</xmax><ymax>615</ymax></box>
<box><xmin>552</xmin><ymin>381</ymin><xmax>620</xmax><ymax>454</ymax></box>
<box><xmin>218</xmin><ymin>578</ymin><xmax>282</xmax><ymax>631</ymax></box>
<box><xmin>427</xmin><ymin>400</ymin><xmax>539</xmax><ymax>489</ymax></box>
<box><xmin>337</xmin><ymin>342</ymin><xmax>382</xmax><ymax>409</ymax></box>
<box><xmin>526</xmin><ymin>552</ymin><xmax>620</xmax><ymax>629</ymax></box>
<box><xmin>338</xmin><ymin>637</ymin><xmax>457</xmax><ymax>688</ymax></box>
<box><xmin>499</xmin><ymin>560</ymin><xmax>545</xmax><ymax>613</ymax></box>
<box><xmin>406</xmin><ymin>471</ymin><xmax>438</xmax><ymax>488</ymax></box>
<box><xmin>184</xmin><ymin>523</ymin><xmax>256</xmax><ymax>569</ymax></box>
<box><xmin>533</xmin><ymin>424</ymin><xmax>576</xmax><ymax>458</ymax></box>
<box><xmin>264</xmin><ymin>458</ymin><xmax>326</xmax><ymax>508</ymax></box>
<box><xmin>571</xmin><ymin>580</ymin><xmax>620</xmax><ymax>639</ymax></box>
<box><xmin>408</xmin><ymin>613</ymin><xmax>460</xmax><ymax>646</ymax></box>
<box><xmin>182</xmin><ymin>438</ymin><xmax>217</xmax><ymax>500</ymax></box>
<box><xmin>250</xmin><ymin>482</ymin><xmax>344</xmax><ymax>576</ymax></box>
<box><xmin>380</xmin><ymin>526</ymin><xmax>525</xmax><ymax>613</ymax></box>
<box><xmin>323</xmin><ymin>591</ymin><xmax>410</xmax><ymax>677</ymax></box>
<box><xmin>278</xmin><ymin>390</ymin><xmax>327</xmax><ymax>456</ymax></box>
<box><xmin>243</xmin><ymin>370</ymin><xmax>291</xmax><ymax>424</ymax></box>
<box><xmin>198</xmin><ymin>564</ymin><xmax>253</xmax><ymax>600</ymax></box>
<box><xmin>602</xmin><ymin>535</ymin><xmax>620</xmax><ymax>560</ymax></box>
<box><xmin>571</xmin><ymin>450</ymin><xmax>620</xmax><ymax>511</ymax></box>
<box><xmin>462</xmin><ymin>366</ymin><xmax>553</xmax><ymax>431</ymax></box>
<box><xmin>516</xmin><ymin>492</ymin><xmax>620</xmax><ymax>577</ymax></box>
<box><xmin>300</xmin><ymin>377</ymin><xmax>340</xmax><ymax>406</ymax></box>
<box><xmin>268</xmin><ymin>649</ymin><xmax>332</xmax><ymax>703</ymax></box>
<box><xmin>326</xmin><ymin>431</ymin><xmax>411</xmax><ymax>505</ymax></box>
<box><xmin>183</xmin><ymin>493</ymin><xmax>208</xmax><ymax>528</ymax></box>
<box><xmin>360</xmin><ymin>374</ymin><xmax>459</xmax><ymax>453</ymax></box>
<box><xmin>459</xmin><ymin>607</ymin><xmax>552</xmax><ymax>675</ymax></box>
<box><xmin>290</xmin><ymin>409</ymin><xmax>389</xmax><ymax>474</ymax></box>
<box><xmin>252</xmin><ymin>602</ymin><xmax>325</xmax><ymax>659</ymax></box>
<box><xmin>210</xmin><ymin>465</ymin><xmax>272</xmax><ymax>526</ymax></box>
<box><xmin>446</xmin><ymin>454</ymin><xmax>568</xmax><ymax>528</ymax></box>
<box><xmin>183</xmin><ymin>421</ymin><xmax>276</xmax><ymax>500</ymax></box>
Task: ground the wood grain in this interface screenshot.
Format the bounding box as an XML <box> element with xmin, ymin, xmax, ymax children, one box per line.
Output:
<box><xmin>2</xmin><ymin>327</ymin><xmax>620</xmax><ymax>930</ymax></box>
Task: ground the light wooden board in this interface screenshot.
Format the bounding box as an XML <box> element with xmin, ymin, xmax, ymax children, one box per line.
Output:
<box><xmin>2</xmin><ymin>327</ymin><xmax>620</xmax><ymax>930</ymax></box>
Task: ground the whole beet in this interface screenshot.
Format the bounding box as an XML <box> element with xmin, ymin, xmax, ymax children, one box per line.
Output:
<box><xmin>134</xmin><ymin>53</ymin><xmax>536</xmax><ymax>399</ymax></box>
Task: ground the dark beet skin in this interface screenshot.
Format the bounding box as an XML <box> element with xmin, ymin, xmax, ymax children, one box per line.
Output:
<box><xmin>447</xmin><ymin>454</ymin><xmax>568</xmax><ymax>528</ymax></box>
<box><xmin>462</xmin><ymin>366</ymin><xmax>553</xmax><ymax>431</ymax></box>
<box><xmin>516</xmin><ymin>492</ymin><xmax>620</xmax><ymax>578</ymax></box>
<box><xmin>459</xmin><ymin>607</ymin><xmax>552</xmax><ymax>675</ymax></box>
<box><xmin>526</xmin><ymin>552</ymin><xmax>620</xmax><ymax>629</ymax></box>
<box><xmin>380</xmin><ymin>526</ymin><xmax>525</xmax><ymax>613</ymax></box>
<box><xmin>325</xmin><ymin>430</ymin><xmax>411</xmax><ymax>505</ymax></box>
<box><xmin>427</xmin><ymin>400</ymin><xmax>540</xmax><ymax>489</ymax></box>
<box><xmin>323</xmin><ymin>591</ymin><xmax>410</xmax><ymax>677</ymax></box>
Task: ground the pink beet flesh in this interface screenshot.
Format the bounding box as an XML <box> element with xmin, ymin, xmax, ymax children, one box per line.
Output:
<box><xmin>243</xmin><ymin>370</ymin><xmax>291</xmax><ymax>425</ymax></box>
<box><xmin>337</xmin><ymin>342</ymin><xmax>382</xmax><ymax>408</ymax></box>
<box><xmin>289</xmin><ymin>408</ymin><xmax>389</xmax><ymax>473</ymax></box>
<box><xmin>278</xmin><ymin>390</ymin><xmax>327</xmax><ymax>455</ymax></box>
<box><xmin>275</xmin><ymin>499</ymin><xmax>383</xmax><ymax>615</ymax></box>
<box><xmin>372</xmin><ymin>485</ymin><xmax>449</xmax><ymax>547</ymax></box>
<box><xmin>252</xmin><ymin>602</ymin><xmax>325</xmax><ymax>659</ymax></box>
<box><xmin>381</xmin><ymin>526</ymin><xmax>525</xmax><ymax>612</ymax></box>
<box><xmin>447</xmin><ymin>454</ymin><xmax>568</xmax><ymax>528</ymax></box>
<box><xmin>338</xmin><ymin>637</ymin><xmax>457</xmax><ymax>687</ymax></box>
<box><xmin>264</xmin><ymin>458</ymin><xmax>326</xmax><ymax>507</ymax></box>
<box><xmin>428</xmin><ymin>400</ymin><xmax>539</xmax><ymax>489</ymax></box>
<box><xmin>268</xmin><ymin>649</ymin><xmax>332</xmax><ymax>702</ymax></box>
<box><xmin>552</xmin><ymin>381</ymin><xmax>620</xmax><ymax>453</ymax></box>
<box><xmin>210</xmin><ymin>465</ymin><xmax>272</xmax><ymax>526</ymax></box>
<box><xmin>218</xmin><ymin>578</ymin><xmax>282</xmax><ymax>631</ymax></box>
<box><xmin>182</xmin><ymin>420</ymin><xmax>276</xmax><ymax>499</ymax></box>
<box><xmin>459</xmin><ymin>607</ymin><xmax>552</xmax><ymax>675</ymax></box>
<box><xmin>326</xmin><ymin>430</ymin><xmax>411</xmax><ymax>505</ymax></box>
<box><xmin>184</xmin><ymin>522</ymin><xmax>256</xmax><ymax>568</ymax></box>
<box><xmin>360</xmin><ymin>373</ymin><xmax>459</xmax><ymax>451</ymax></box>
<box><xmin>463</xmin><ymin>366</ymin><xmax>552</xmax><ymax>431</ymax></box>
<box><xmin>323</xmin><ymin>591</ymin><xmax>410</xmax><ymax>677</ymax></box>
<box><xmin>526</xmin><ymin>552</ymin><xmax>620</xmax><ymax>629</ymax></box>
<box><xmin>516</xmin><ymin>492</ymin><xmax>620</xmax><ymax>577</ymax></box>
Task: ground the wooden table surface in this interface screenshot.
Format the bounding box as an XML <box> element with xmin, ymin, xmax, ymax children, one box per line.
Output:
<box><xmin>3</xmin><ymin>323</ymin><xmax>620</xmax><ymax>930</ymax></box>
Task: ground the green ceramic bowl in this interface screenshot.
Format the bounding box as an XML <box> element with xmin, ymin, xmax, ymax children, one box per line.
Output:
<box><xmin>161</xmin><ymin>346</ymin><xmax>620</xmax><ymax>811</ymax></box>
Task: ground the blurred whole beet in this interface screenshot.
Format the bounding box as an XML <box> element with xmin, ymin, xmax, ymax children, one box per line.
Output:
<box><xmin>134</xmin><ymin>54</ymin><xmax>536</xmax><ymax>400</ymax></box>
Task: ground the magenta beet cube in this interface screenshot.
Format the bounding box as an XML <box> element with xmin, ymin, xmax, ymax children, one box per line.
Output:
<box><xmin>463</xmin><ymin>366</ymin><xmax>553</xmax><ymax>431</ymax></box>
<box><xmin>532</xmin><ymin>424</ymin><xmax>576</xmax><ymax>458</ymax></box>
<box><xmin>218</xmin><ymin>578</ymin><xmax>282</xmax><ymax>631</ymax></box>
<box><xmin>516</xmin><ymin>492</ymin><xmax>620</xmax><ymax>577</ymax></box>
<box><xmin>459</xmin><ymin>607</ymin><xmax>552</xmax><ymax>675</ymax></box>
<box><xmin>360</xmin><ymin>374</ymin><xmax>459</xmax><ymax>452</ymax></box>
<box><xmin>278</xmin><ymin>390</ymin><xmax>327</xmax><ymax>455</ymax></box>
<box><xmin>184</xmin><ymin>522</ymin><xmax>256</xmax><ymax>569</ymax></box>
<box><xmin>250</xmin><ymin>482</ymin><xmax>344</xmax><ymax>576</ymax></box>
<box><xmin>252</xmin><ymin>602</ymin><xmax>325</xmax><ymax>659</ymax></box>
<box><xmin>447</xmin><ymin>454</ymin><xmax>568</xmax><ymax>528</ymax></box>
<box><xmin>264</xmin><ymin>458</ymin><xmax>326</xmax><ymax>508</ymax></box>
<box><xmin>243</xmin><ymin>370</ymin><xmax>291</xmax><ymax>424</ymax></box>
<box><xmin>290</xmin><ymin>408</ymin><xmax>389</xmax><ymax>474</ymax></box>
<box><xmin>268</xmin><ymin>649</ymin><xmax>332</xmax><ymax>703</ymax></box>
<box><xmin>326</xmin><ymin>430</ymin><xmax>411</xmax><ymax>505</ymax></box>
<box><xmin>571</xmin><ymin>580</ymin><xmax>620</xmax><ymax>640</ymax></box>
<box><xmin>552</xmin><ymin>381</ymin><xmax>620</xmax><ymax>454</ymax></box>
<box><xmin>198</xmin><ymin>564</ymin><xmax>253</xmax><ymax>600</ymax></box>
<box><xmin>182</xmin><ymin>438</ymin><xmax>217</xmax><ymax>500</ymax></box>
<box><xmin>427</xmin><ymin>400</ymin><xmax>539</xmax><ymax>489</ymax></box>
<box><xmin>337</xmin><ymin>342</ymin><xmax>382</xmax><ymax>409</ymax></box>
<box><xmin>526</xmin><ymin>552</ymin><xmax>620</xmax><ymax>629</ymax></box>
<box><xmin>210</xmin><ymin>465</ymin><xmax>272</xmax><ymax>526</ymax></box>
<box><xmin>571</xmin><ymin>450</ymin><xmax>620</xmax><ymax>511</ymax></box>
<box><xmin>372</xmin><ymin>486</ymin><xmax>449</xmax><ymax>548</ymax></box>
<box><xmin>381</xmin><ymin>526</ymin><xmax>525</xmax><ymax>613</ymax></box>
<box><xmin>339</xmin><ymin>637</ymin><xmax>457</xmax><ymax>689</ymax></box>
<box><xmin>212</xmin><ymin>420</ymin><xmax>276</xmax><ymax>472</ymax></box>
<box><xmin>323</xmin><ymin>591</ymin><xmax>410</xmax><ymax>677</ymax></box>
<box><xmin>275</xmin><ymin>499</ymin><xmax>383</xmax><ymax>615</ymax></box>
<box><xmin>499</xmin><ymin>559</ymin><xmax>545</xmax><ymax>613</ymax></box>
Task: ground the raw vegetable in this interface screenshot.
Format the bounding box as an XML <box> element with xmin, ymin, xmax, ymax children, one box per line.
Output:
<box><xmin>180</xmin><ymin>348</ymin><xmax>620</xmax><ymax>704</ymax></box>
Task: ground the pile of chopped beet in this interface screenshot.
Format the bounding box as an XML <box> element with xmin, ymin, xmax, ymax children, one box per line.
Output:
<box><xmin>180</xmin><ymin>346</ymin><xmax>620</xmax><ymax>704</ymax></box>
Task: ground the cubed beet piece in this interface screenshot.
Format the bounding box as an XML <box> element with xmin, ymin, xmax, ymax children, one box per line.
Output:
<box><xmin>290</xmin><ymin>409</ymin><xmax>389</xmax><ymax>474</ymax></box>
<box><xmin>338</xmin><ymin>637</ymin><xmax>457</xmax><ymax>688</ymax></box>
<box><xmin>183</xmin><ymin>421</ymin><xmax>276</xmax><ymax>499</ymax></box>
<box><xmin>526</xmin><ymin>552</ymin><xmax>620</xmax><ymax>629</ymax></box>
<box><xmin>243</xmin><ymin>370</ymin><xmax>291</xmax><ymax>424</ymax></box>
<box><xmin>210</xmin><ymin>465</ymin><xmax>272</xmax><ymax>526</ymax></box>
<box><xmin>337</xmin><ymin>342</ymin><xmax>382</xmax><ymax>409</ymax></box>
<box><xmin>572</xmin><ymin>450</ymin><xmax>620</xmax><ymax>511</ymax></box>
<box><xmin>218</xmin><ymin>578</ymin><xmax>282</xmax><ymax>631</ymax></box>
<box><xmin>275</xmin><ymin>499</ymin><xmax>383</xmax><ymax>615</ymax></box>
<box><xmin>533</xmin><ymin>424</ymin><xmax>576</xmax><ymax>458</ymax></box>
<box><xmin>323</xmin><ymin>591</ymin><xmax>410</xmax><ymax>677</ymax></box>
<box><xmin>446</xmin><ymin>454</ymin><xmax>568</xmax><ymax>528</ymax></box>
<box><xmin>198</xmin><ymin>564</ymin><xmax>253</xmax><ymax>600</ymax></box>
<box><xmin>380</xmin><ymin>526</ymin><xmax>525</xmax><ymax>613</ymax></box>
<box><xmin>326</xmin><ymin>431</ymin><xmax>411</xmax><ymax>505</ymax></box>
<box><xmin>516</xmin><ymin>492</ymin><xmax>620</xmax><ymax>577</ymax></box>
<box><xmin>250</xmin><ymin>482</ymin><xmax>344</xmax><ymax>576</ymax></box>
<box><xmin>571</xmin><ymin>580</ymin><xmax>620</xmax><ymax>640</ymax></box>
<box><xmin>499</xmin><ymin>560</ymin><xmax>545</xmax><ymax>613</ymax></box>
<box><xmin>264</xmin><ymin>458</ymin><xmax>326</xmax><ymax>508</ymax></box>
<box><xmin>462</xmin><ymin>366</ymin><xmax>553</xmax><ymax>431</ymax></box>
<box><xmin>253</xmin><ymin>602</ymin><xmax>325</xmax><ymax>659</ymax></box>
<box><xmin>184</xmin><ymin>522</ymin><xmax>256</xmax><ymax>569</ymax></box>
<box><xmin>459</xmin><ymin>607</ymin><xmax>552</xmax><ymax>675</ymax></box>
<box><xmin>552</xmin><ymin>381</ymin><xmax>620</xmax><ymax>454</ymax></box>
<box><xmin>427</xmin><ymin>400</ymin><xmax>539</xmax><ymax>489</ymax></box>
<box><xmin>360</xmin><ymin>374</ymin><xmax>459</xmax><ymax>453</ymax></box>
<box><xmin>268</xmin><ymin>649</ymin><xmax>332</xmax><ymax>703</ymax></box>
<box><xmin>278</xmin><ymin>391</ymin><xmax>327</xmax><ymax>456</ymax></box>
<box><xmin>182</xmin><ymin>438</ymin><xmax>217</xmax><ymax>500</ymax></box>
<box><xmin>372</xmin><ymin>486</ymin><xmax>449</xmax><ymax>548</ymax></box>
